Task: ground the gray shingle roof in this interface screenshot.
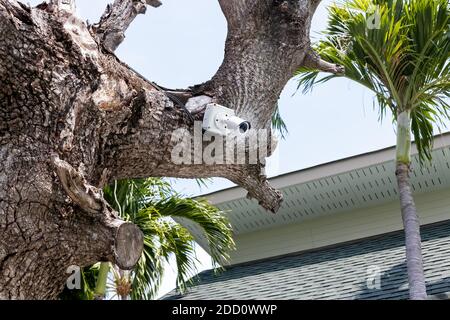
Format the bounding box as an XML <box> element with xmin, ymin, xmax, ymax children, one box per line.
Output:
<box><xmin>163</xmin><ymin>220</ymin><xmax>450</xmax><ymax>300</ymax></box>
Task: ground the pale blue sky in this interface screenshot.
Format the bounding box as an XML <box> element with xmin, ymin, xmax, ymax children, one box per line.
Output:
<box><xmin>28</xmin><ymin>0</ymin><xmax>447</xmax><ymax>298</ymax></box>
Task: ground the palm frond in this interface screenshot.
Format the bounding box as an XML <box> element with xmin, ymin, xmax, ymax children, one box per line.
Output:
<box><xmin>272</xmin><ymin>104</ymin><xmax>288</xmax><ymax>140</ymax></box>
<box><xmin>148</xmin><ymin>196</ymin><xmax>235</xmax><ymax>270</ymax></box>
<box><xmin>103</xmin><ymin>178</ymin><xmax>235</xmax><ymax>300</ymax></box>
<box><xmin>130</xmin><ymin>209</ymin><xmax>199</xmax><ymax>299</ymax></box>
<box><xmin>296</xmin><ymin>0</ymin><xmax>450</xmax><ymax>162</ymax></box>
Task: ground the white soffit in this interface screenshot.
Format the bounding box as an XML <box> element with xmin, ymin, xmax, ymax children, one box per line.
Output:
<box><xmin>175</xmin><ymin>133</ymin><xmax>450</xmax><ymax>248</ymax></box>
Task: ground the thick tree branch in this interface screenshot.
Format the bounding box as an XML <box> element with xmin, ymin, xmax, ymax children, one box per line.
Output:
<box><xmin>302</xmin><ymin>48</ymin><xmax>345</xmax><ymax>74</ymax></box>
<box><xmin>310</xmin><ymin>0</ymin><xmax>322</xmax><ymax>12</ymax></box>
<box><xmin>232</xmin><ymin>165</ymin><xmax>283</xmax><ymax>214</ymax></box>
<box><xmin>209</xmin><ymin>0</ymin><xmax>317</xmax><ymax>127</ymax></box>
<box><xmin>90</xmin><ymin>1</ymin><xmax>322</xmax><ymax>213</ymax></box>
<box><xmin>92</xmin><ymin>0</ymin><xmax>162</xmax><ymax>52</ymax></box>
<box><xmin>218</xmin><ymin>0</ymin><xmax>257</xmax><ymax>30</ymax></box>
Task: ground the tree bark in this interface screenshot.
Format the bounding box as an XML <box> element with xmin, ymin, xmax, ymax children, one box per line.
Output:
<box><xmin>0</xmin><ymin>0</ymin><xmax>341</xmax><ymax>299</ymax></box>
<box><xmin>395</xmin><ymin>111</ymin><xmax>427</xmax><ymax>300</ymax></box>
<box><xmin>396</xmin><ymin>164</ymin><xmax>427</xmax><ymax>300</ymax></box>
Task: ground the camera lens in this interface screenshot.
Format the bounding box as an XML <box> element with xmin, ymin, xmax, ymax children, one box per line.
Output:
<box><xmin>239</xmin><ymin>121</ymin><xmax>251</xmax><ymax>133</ymax></box>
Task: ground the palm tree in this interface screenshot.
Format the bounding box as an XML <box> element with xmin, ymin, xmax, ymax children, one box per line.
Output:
<box><xmin>61</xmin><ymin>178</ymin><xmax>235</xmax><ymax>300</ymax></box>
<box><xmin>296</xmin><ymin>0</ymin><xmax>449</xmax><ymax>299</ymax></box>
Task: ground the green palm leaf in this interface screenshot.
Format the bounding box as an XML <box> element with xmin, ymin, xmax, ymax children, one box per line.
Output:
<box><xmin>105</xmin><ymin>178</ymin><xmax>234</xmax><ymax>300</ymax></box>
<box><xmin>63</xmin><ymin>178</ymin><xmax>235</xmax><ymax>300</ymax></box>
<box><xmin>296</xmin><ymin>0</ymin><xmax>450</xmax><ymax>162</ymax></box>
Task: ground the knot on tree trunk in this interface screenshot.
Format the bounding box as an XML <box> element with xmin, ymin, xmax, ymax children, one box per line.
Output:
<box><xmin>395</xmin><ymin>162</ymin><xmax>412</xmax><ymax>177</ymax></box>
<box><xmin>52</xmin><ymin>156</ymin><xmax>144</xmax><ymax>270</ymax></box>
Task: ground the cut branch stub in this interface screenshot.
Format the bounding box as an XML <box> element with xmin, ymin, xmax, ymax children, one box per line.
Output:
<box><xmin>146</xmin><ymin>0</ymin><xmax>162</xmax><ymax>7</ymax></box>
<box><xmin>232</xmin><ymin>165</ymin><xmax>283</xmax><ymax>214</ymax></box>
<box><xmin>302</xmin><ymin>48</ymin><xmax>345</xmax><ymax>74</ymax></box>
<box><xmin>112</xmin><ymin>221</ymin><xmax>144</xmax><ymax>270</ymax></box>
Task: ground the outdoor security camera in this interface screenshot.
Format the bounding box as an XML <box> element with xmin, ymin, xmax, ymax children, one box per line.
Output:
<box><xmin>202</xmin><ymin>103</ymin><xmax>251</xmax><ymax>136</ymax></box>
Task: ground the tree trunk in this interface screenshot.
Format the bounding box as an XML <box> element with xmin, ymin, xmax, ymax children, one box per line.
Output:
<box><xmin>395</xmin><ymin>111</ymin><xmax>427</xmax><ymax>300</ymax></box>
<box><xmin>94</xmin><ymin>262</ymin><xmax>110</xmax><ymax>300</ymax></box>
<box><xmin>0</xmin><ymin>0</ymin><xmax>342</xmax><ymax>299</ymax></box>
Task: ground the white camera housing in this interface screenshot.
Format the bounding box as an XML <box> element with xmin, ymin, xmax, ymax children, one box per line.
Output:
<box><xmin>202</xmin><ymin>103</ymin><xmax>251</xmax><ymax>136</ymax></box>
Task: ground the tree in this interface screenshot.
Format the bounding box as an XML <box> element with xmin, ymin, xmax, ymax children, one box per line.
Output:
<box><xmin>0</xmin><ymin>0</ymin><xmax>342</xmax><ymax>298</ymax></box>
<box><xmin>60</xmin><ymin>178</ymin><xmax>234</xmax><ymax>300</ymax></box>
<box><xmin>296</xmin><ymin>0</ymin><xmax>449</xmax><ymax>299</ymax></box>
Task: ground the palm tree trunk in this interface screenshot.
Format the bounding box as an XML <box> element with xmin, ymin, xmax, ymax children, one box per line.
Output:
<box><xmin>94</xmin><ymin>262</ymin><xmax>110</xmax><ymax>300</ymax></box>
<box><xmin>395</xmin><ymin>111</ymin><xmax>427</xmax><ymax>300</ymax></box>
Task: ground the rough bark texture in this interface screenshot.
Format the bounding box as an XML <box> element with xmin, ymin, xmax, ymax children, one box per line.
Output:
<box><xmin>0</xmin><ymin>0</ymin><xmax>341</xmax><ymax>299</ymax></box>
<box><xmin>396</xmin><ymin>163</ymin><xmax>427</xmax><ymax>300</ymax></box>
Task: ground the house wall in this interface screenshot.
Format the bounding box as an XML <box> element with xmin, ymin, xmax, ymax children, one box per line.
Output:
<box><xmin>230</xmin><ymin>187</ymin><xmax>450</xmax><ymax>265</ymax></box>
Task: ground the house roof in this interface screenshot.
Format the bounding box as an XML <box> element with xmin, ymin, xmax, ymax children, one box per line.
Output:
<box><xmin>177</xmin><ymin>133</ymin><xmax>450</xmax><ymax>251</ymax></box>
<box><xmin>163</xmin><ymin>220</ymin><xmax>450</xmax><ymax>300</ymax></box>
